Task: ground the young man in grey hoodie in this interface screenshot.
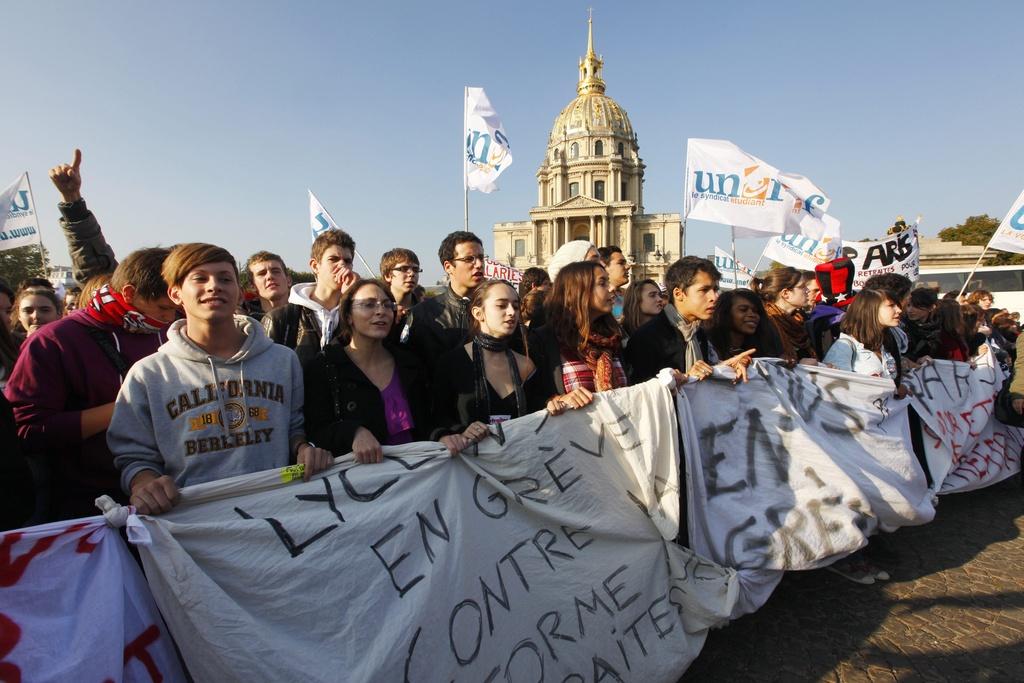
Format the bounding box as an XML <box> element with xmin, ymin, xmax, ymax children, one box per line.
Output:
<box><xmin>108</xmin><ymin>243</ymin><xmax>333</xmax><ymax>515</ymax></box>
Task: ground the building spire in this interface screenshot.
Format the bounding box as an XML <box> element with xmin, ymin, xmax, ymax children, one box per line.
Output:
<box><xmin>577</xmin><ymin>11</ymin><xmax>605</xmax><ymax>95</ymax></box>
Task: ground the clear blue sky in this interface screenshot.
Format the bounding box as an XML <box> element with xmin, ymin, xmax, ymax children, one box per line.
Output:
<box><xmin>3</xmin><ymin>1</ymin><xmax>1022</xmax><ymax>282</ymax></box>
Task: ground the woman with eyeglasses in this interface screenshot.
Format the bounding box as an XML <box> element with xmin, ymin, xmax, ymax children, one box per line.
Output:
<box><xmin>431</xmin><ymin>280</ymin><xmax>549</xmax><ymax>449</ymax></box>
<box><xmin>303</xmin><ymin>279</ymin><xmax>445</xmax><ymax>464</ymax></box>
<box><xmin>751</xmin><ymin>267</ymin><xmax>817</xmax><ymax>365</ymax></box>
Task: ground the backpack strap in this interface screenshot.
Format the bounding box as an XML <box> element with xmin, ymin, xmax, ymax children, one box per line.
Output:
<box><xmin>83</xmin><ymin>327</ymin><xmax>132</xmax><ymax>379</ymax></box>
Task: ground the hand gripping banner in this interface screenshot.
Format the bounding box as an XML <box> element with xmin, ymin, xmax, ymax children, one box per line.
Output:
<box><xmin>132</xmin><ymin>380</ymin><xmax>737</xmax><ymax>682</ymax></box>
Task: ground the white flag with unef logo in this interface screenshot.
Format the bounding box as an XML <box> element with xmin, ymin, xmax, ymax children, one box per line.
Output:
<box><xmin>308</xmin><ymin>190</ymin><xmax>339</xmax><ymax>242</ymax></box>
<box><xmin>0</xmin><ymin>172</ymin><xmax>42</xmax><ymax>252</ymax></box>
<box><xmin>684</xmin><ymin>139</ymin><xmax>841</xmax><ymax>241</ymax></box>
<box><xmin>713</xmin><ymin>246</ymin><xmax>753</xmax><ymax>289</ymax></box>
<box><xmin>465</xmin><ymin>87</ymin><xmax>513</xmax><ymax>193</ymax></box>
<box><xmin>985</xmin><ymin>185</ymin><xmax>1024</xmax><ymax>254</ymax></box>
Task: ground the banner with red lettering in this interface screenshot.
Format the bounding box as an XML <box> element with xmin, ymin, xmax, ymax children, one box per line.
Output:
<box><xmin>0</xmin><ymin>515</ymin><xmax>184</xmax><ymax>682</ymax></box>
<box><xmin>903</xmin><ymin>352</ymin><xmax>1024</xmax><ymax>493</ymax></box>
<box><xmin>484</xmin><ymin>257</ymin><xmax>524</xmax><ymax>284</ymax></box>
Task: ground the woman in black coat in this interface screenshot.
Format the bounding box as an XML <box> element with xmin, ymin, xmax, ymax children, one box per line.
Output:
<box><xmin>432</xmin><ymin>280</ymin><xmax>549</xmax><ymax>442</ymax></box>
<box><xmin>304</xmin><ymin>279</ymin><xmax>458</xmax><ymax>462</ymax></box>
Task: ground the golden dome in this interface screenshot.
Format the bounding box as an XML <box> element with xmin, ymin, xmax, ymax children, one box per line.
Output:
<box><xmin>550</xmin><ymin>93</ymin><xmax>634</xmax><ymax>143</ymax></box>
<box><xmin>548</xmin><ymin>17</ymin><xmax>634</xmax><ymax>145</ymax></box>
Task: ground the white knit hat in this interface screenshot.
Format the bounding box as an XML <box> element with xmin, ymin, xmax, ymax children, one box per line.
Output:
<box><xmin>547</xmin><ymin>240</ymin><xmax>596</xmax><ymax>280</ymax></box>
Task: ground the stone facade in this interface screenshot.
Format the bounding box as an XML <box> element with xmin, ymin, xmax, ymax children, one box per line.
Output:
<box><xmin>493</xmin><ymin>18</ymin><xmax>682</xmax><ymax>282</ymax></box>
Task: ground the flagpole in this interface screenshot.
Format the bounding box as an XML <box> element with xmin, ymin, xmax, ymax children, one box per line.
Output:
<box><xmin>957</xmin><ymin>245</ymin><xmax>991</xmax><ymax>299</ymax></box>
<box><xmin>750</xmin><ymin>238</ymin><xmax>770</xmax><ymax>275</ymax></box>
<box><xmin>730</xmin><ymin>226</ymin><xmax>738</xmax><ymax>288</ymax></box>
<box><xmin>24</xmin><ymin>172</ymin><xmax>46</xmax><ymax>272</ymax></box>
<box><xmin>463</xmin><ymin>87</ymin><xmax>469</xmax><ymax>231</ymax></box>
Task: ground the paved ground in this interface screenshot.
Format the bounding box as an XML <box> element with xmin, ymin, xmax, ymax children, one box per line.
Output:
<box><xmin>681</xmin><ymin>477</ymin><xmax>1024</xmax><ymax>682</ymax></box>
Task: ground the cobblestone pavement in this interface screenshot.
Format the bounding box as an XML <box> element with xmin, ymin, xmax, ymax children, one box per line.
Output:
<box><xmin>681</xmin><ymin>478</ymin><xmax>1024</xmax><ymax>682</ymax></box>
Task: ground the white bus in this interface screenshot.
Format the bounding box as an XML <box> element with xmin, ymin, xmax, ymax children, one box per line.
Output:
<box><xmin>917</xmin><ymin>265</ymin><xmax>1024</xmax><ymax>313</ymax></box>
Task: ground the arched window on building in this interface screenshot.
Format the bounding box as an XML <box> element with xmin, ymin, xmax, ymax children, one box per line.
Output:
<box><xmin>594</xmin><ymin>180</ymin><xmax>605</xmax><ymax>201</ymax></box>
<box><xmin>569</xmin><ymin>182</ymin><xmax>579</xmax><ymax>197</ymax></box>
<box><xmin>617</xmin><ymin>142</ymin><xmax>625</xmax><ymax>157</ymax></box>
<box><xmin>594</xmin><ymin>140</ymin><xmax>604</xmax><ymax>156</ymax></box>
<box><xmin>621</xmin><ymin>180</ymin><xmax>628</xmax><ymax>200</ymax></box>
<box><xmin>570</xmin><ymin>142</ymin><xmax>579</xmax><ymax>159</ymax></box>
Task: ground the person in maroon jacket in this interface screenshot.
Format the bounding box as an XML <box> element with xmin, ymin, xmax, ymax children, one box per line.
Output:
<box><xmin>5</xmin><ymin>248</ymin><xmax>178</xmax><ymax>521</ymax></box>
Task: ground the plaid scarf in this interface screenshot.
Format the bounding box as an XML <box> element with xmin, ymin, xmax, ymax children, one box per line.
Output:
<box><xmin>86</xmin><ymin>284</ymin><xmax>169</xmax><ymax>334</ymax></box>
<box><xmin>563</xmin><ymin>332</ymin><xmax>625</xmax><ymax>392</ymax></box>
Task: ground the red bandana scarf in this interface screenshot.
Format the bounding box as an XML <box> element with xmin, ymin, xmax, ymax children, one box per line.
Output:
<box><xmin>86</xmin><ymin>284</ymin><xmax>169</xmax><ymax>334</ymax></box>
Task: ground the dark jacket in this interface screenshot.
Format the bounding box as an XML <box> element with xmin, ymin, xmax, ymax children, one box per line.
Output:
<box><xmin>6</xmin><ymin>309</ymin><xmax>166</xmax><ymax>521</ymax></box>
<box><xmin>304</xmin><ymin>341</ymin><xmax>430</xmax><ymax>456</ymax></box>
<box><xmin>403</xmin><ymin>287</ymin><xmax>471</xmax><ymax>371</ymax></box>
<box><xmin>0</xmin><ymin>393</ymin><xmax>34</xmax><ymax>531</ymax></box>
<box><xmin>624</xmin><ymin>311</ymin><xmax>709</xmax><ymax>384</ymax></box>
<box><xmin>58</xmin><ymin>199</ymin><xmax>118</xmax><ymax>283</ymax></box>
<box><xmin>431</xmin><ymin>345</ymin><xmax>546</xmax><ymax>438</ymax></box>
<box><xmin>526</xmin><ymin>325</ymin><xmax>568</xmax><ymax>400</ymax></box>
<box><xmin>263</xmin><ymin>303</ymin><xmax>341</xmax><ymax>369</ymax></box>
<box><xmin>901</xmin><ymin>317</ymin><xmax>941</xmax><ymax>362</ymax></box>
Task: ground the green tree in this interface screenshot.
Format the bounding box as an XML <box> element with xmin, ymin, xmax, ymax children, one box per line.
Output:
<box><xmin>938</xmin><ymin>214</ymin><xmax>1024</xmax><ymax>265</ymax></box>
<box><xmin>0</xmin><ymin>245</ymin><xmax>49</xmax><ymax>289</ymax></box>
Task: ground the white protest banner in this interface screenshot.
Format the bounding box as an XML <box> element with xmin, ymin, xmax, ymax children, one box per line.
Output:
<box><xmin>484</xmin><ymin>257</ymin><xmax>524</xmax><ymax>284</ymax></box>
<box><xmin>985</xmin><ymin>185</ymin><xmax>1024</xmax><ymax>254</ymax></box>
<box><xmin>0</xmin><ymin>515</ymin><xmax>185</xmax><ymax>682</ymax></box>
<box><xmin>684</xmin><ymin>139</ymin><xmax>840</xmax><ymax>240</ymax></box>
<box><xmin>762</xmin><ymin>228</ymin><xmax>920</xmax><ymax>288</ymax></box>
<box><xmin>465</xmin><ymin>87</ymin><xmax>513</xmax><ymax>193</ymax></box>
<box><xmin>134</xmin><ymin>380</ymin><xmax>737</xmax><ymax>682</ymax></box>
<box><xmin>844</xmin><ymin>228</ymin><xmax>920</xmax><ymax>289</ymax></box>
<box><xmin>677</xmin><ymin>361</ymin><xmax>935</xmax><ymax>616</ymax></box>
<box><xmin>0</xmin><ymin>173</ymin><xmax>42</xmax><ymax>252</ymax></box>
<box><xmin>712</xmin><ymin>247</ymin><xmax>753</xmax><ymax>289</ymax></box>
<box><xmin>904</xmin><ymin>352</ymin><xmax>1023</xmax><ymax>494</ymax></box>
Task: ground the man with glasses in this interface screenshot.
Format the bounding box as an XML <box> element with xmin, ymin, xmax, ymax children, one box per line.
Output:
<box><xmin>263</xmin><ymin>229</ymin><xmax>359</xmax><ymax>368</ymax></box>
<box><xmin>403</xmin><ymin>231</ymin><xmax>486</xmax><ymax>373</ymax></box>
<box><xmin>380</xmin><ymin>248</ymin><xmax>424</xmax><ymax>343</ymax></box>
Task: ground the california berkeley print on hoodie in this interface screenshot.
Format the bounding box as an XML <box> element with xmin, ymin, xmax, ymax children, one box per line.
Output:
<box><xmin>108</xmin><ymin>315</ymin><xmax>306</xmax><ymax>494</ymax></box>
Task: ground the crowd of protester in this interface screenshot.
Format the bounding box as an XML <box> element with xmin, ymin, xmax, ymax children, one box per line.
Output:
<box><xmin>2</xmin><ymin>150</ymin><xmax>1023</xmax><ymax>590</ymax></box>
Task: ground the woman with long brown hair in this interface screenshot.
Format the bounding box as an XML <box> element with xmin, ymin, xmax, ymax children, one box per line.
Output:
<box><xmin>621</xmin><ymin>278</ymin><xmax>665</xmax><ymax>337</ymax></box>
<box><xmin>823</xmin><ymin>288</ymin><xmax>903</xmax><ymax>379</ymax></box>
<box><xmin>932</xmin><ymin>299</ymin><xmax>970</xmax><ymax>362</ymax></box>
<box><xmin>528</xmin><ymin>261</ymin><xmax>627</xmax><ymax>413</ymax></box>
<box><xmin>751</xmin><ymin>267</ymin><xmax>817</xmax><ymax>364</ymax></box>
<box><xmin>303</xmin><ymin>279</ymin><xmax>441</xmax><ymax>463</ymax></box>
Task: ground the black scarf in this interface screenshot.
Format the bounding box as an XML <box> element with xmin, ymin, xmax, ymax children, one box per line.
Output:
<box><xmin>472</xmin><ymin>333</ymin><xmax>527</xmax><ymax>421</ymax></box>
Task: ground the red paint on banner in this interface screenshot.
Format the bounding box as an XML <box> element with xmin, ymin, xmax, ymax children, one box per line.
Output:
<box><xmin>0</xmin><ymin>613</ymin><xmax>22</xmax><ymax>683</ymax></box>
<box><xmin>0</xmin><ymin>523</ymin><xmax>96</xmax><ymax>587</ymax></box>
<box><xmin>122</xmin><ymin>625</ymin><xmax>163</xmax><ymax>683</ymax></box>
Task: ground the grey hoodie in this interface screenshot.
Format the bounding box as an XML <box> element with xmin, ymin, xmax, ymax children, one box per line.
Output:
<box><xmin>109</xmin><ymin>315</ymin><xmax>305</xmax><ymax>494</ymax></box>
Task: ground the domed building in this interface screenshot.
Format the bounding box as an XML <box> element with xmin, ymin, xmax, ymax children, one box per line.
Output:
<box><xmin>493</xmin><ymin>18</ymin><xmax>682</xmax><ymax>281</ymax></box>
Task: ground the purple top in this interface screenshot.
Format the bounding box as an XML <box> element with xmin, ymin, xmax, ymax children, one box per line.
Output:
<box><xmin>380</xmin><ymin>371</ymin><xmax>415</xmax><ymax>445</ymax></box>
